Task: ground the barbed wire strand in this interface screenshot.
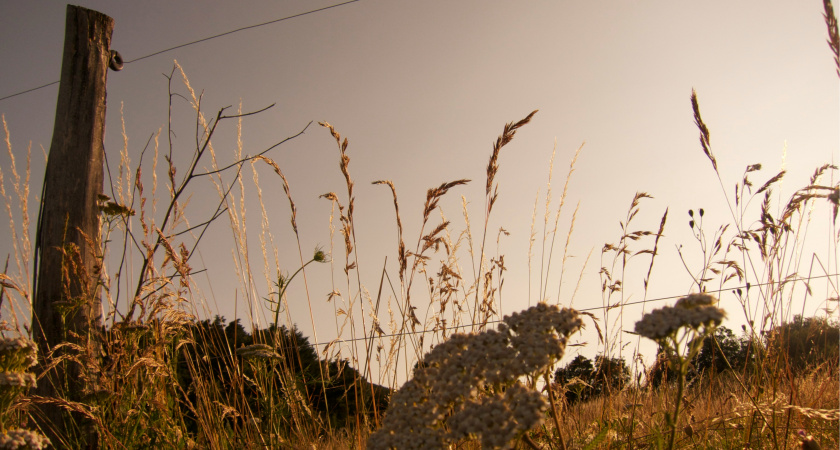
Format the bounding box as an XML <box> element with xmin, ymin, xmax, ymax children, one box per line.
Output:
<box><xmin>0</xmin><ymin>0</ymin><xmax>360</xmax><ymax>103</ymax></box>
<box><xmin>306</xmin><ymin>272</ymin><xmax>839</xmax><ymax>348</ymax></box>
<box><xmin>0</xmin><ymin>81</ymin><xmax>60</xmax><ymax>102</ymax></box>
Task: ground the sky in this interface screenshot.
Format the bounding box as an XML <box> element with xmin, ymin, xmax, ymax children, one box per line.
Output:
<box><xmin>1</xmin><ymin>0</ymin><xmax>838</xmax><ymax>385</ymax></box>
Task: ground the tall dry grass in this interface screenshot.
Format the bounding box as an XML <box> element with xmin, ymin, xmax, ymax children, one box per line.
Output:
<box><xmin>0</xmin><ymin>1</ymin><xmax>837</xmax><ymax>449</ymax></box>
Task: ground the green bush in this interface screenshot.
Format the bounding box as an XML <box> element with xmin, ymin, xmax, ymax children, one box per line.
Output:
<box><xmin>766</xmin><ymin>315</ymin><xmax>839</xmax><ymax>374</ymax></box>
<box><xmin>692</xmin><ymin>325</ymin><xmax>755</xmax><ymax>377</ymax></box>
<box><xmin>647</xmin><ymin>317</ymin><xmax>838</xmax><ymax>389</ymax></box>
<box><xmin>174</xmin><ymin>316</ymin><xmax>389</xmax><ymax>436</ymax></box>
<box><xmin>647</xmin><ymin>326</ymin><xmax>753</xmax><ymax>387</ymax></box>
<box><xmin>554</xmin><ymin>354</ymin><xmax>629</xmax><ymax>405</ymax></box>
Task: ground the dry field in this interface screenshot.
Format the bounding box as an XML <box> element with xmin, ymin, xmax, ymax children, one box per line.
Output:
<box><xmin>0</xmin><ymin>1</ymin><xmax>838</xmax><ymax>449</ymax></box>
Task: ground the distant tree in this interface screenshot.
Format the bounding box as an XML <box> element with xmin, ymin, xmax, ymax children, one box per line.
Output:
<box><xmin>554</xmin><ymin>355</ymin><xmax>593</xmax><ymax>404</ymax></box>
<box><xmin>646</xmin><ymin>318</ymin><xmax>838</xmax><ymax>390</ymax></box>
<box><xmin>646</xmin><ymin>349</ymin><xmax>676</xmax><ymax>389</ymax></box>
<box><xmin>693</xmin><ymin>325</ymin><xmax>753</xmax><ymax>377</ymax></box>
<box><xmin>766</xmin><ymin>315</ymin><xmax>839</xmax><ymax>374</ymax></box>
<box><xmin>554</xmin><ymin>354</ymin><xmax>629</xmax><ymax>404</ymax></box>
<box><xmin>647</xmin><ymin>326</ymin><xmax>753</xmax><ymax>388</ymax></box>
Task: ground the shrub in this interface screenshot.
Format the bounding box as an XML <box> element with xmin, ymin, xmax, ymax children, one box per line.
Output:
<box><xmin>648</xmin><ymin>325</ymin><xmax>757</xmax><ymax>388</ymax></box>
<box><xmin>647</xmin><ymin>315</ymin><xmax>839</xmax><ymax>390</ymax></box>
<box><xmin>691</xmin><ymin>325</ymin><xmax>761</xmax><ymax>382</ymax></box>
<box><xmin>174</xmin><ymin>317</ymin><xmax>389</xmax><ymax>437</ymax></box>
<box><xmin>553</xmin><ymin>354</ymin><xmax>629</xmax><ymax>405</ymax></box>
<box><xmin>766</xmin><ymin>315</ymin><xmax>839</xmax><ymax>374</ymax></box>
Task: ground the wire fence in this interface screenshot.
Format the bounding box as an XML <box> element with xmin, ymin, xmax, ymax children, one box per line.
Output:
<box><xmin>308</xmin><ymin>272</ymin><xmax>839</xmax><ymax>348</ymax></box>
<box><xmin>0</xmin><ymin>0</ymin><xmax>361</xmax><ymax>103</ymax></box>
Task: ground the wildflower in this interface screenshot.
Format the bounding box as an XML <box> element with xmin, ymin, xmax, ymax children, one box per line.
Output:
<box><xmin>0</xmin><ymin>428</ymin><xmax>51</xmax><ymax>450</ymax></box>
<box><xmin>674</xmin><ymin>292</ymin><xmax>715</xmax><ymax>308</ymax></box>
<box><xmin>0</xmin><ymin>338</ymin><xmax>37</xmax><ymax>371</ymax></box>
<box><xmin>368</xmin><ymin>303</ymin><xmax>581</xmax><ymax>449</ymax></box>
<box><xmin>634</xmin><ymin>293</ymin><xmax>725</xmax><ymax>340</ymax></box>
<box><xmin>0</xmin><ymin>372</ymin><xmax>36</xmax><ymax>388</ymax></box>
<box><xmin>312</xmin><ymin>246</ymin><xmax>328</xmax><ymax>263</ymax></box>
<box><xmin>634</xmin><ymin>294</ymin><xmax>726</xmax><ymax>450</ymax></box>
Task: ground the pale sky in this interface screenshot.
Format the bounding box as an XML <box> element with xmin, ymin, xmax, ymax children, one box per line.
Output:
<box><xmin>1</xmin><ymin>1</ymin><xmax>837</xmax><ymax>384</ymax></box>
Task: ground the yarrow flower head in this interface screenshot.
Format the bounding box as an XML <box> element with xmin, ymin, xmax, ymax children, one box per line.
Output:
<box><xmin>368</xmin><ymin>303</ymin><xmax>582</xmax><ymax>450</ymax></box>
<box><xmin>634</xmin><ymin>293</ymin><xmax>725</xmax><ymax>341</ymax></box>
<box><xmin>674</xmin><ymin>293</ymin><xmax>716</xmax><ymax>309</ymax></box>
<box><xmin>0</xmin><ymin>337</ymin><xmax>43</xmax><ymax>449</ymax></box>
<box><xmin>0</xmin><ymin>428</ymin><xmax>51</xmax><ymax>450</ymax></box>
<box><xmin>448</xmin><ymin>383</ymin><xmax>548</xmax><ymax>449</ymax></box>
<box><xmin>0</xmin><ymin>372</ymin><xmax>36</xmax><ymax>389</ymax></box>
<box><xmin>0</xmin><ymin>338</ymin><xmax>37</xmax><ymax>372</ymax></box>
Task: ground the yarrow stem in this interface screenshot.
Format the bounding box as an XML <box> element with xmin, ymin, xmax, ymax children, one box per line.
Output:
<box><xmin>544</xmin><ymin>371</ymin><xmax>567</xmax><ymax>450</ymax></box>
<box><xmin>634</xmin><ymin>293</ymin><xmax>725</xmax><ymax>450</ymax></box>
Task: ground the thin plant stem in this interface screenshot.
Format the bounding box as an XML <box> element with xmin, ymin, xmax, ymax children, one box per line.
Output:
<box><xmin>523</xmin><ymin>433</ymin><xmax>544</xmax><ymax>450</ymax></box>
<box><xmin>544</xmin><ymin>371</ymin><xmax>567</xmax><ymax>450</ymax></box>
<box><xmin>667</xmin><ymin>349</ymin><xmax>687</xmax><ymax>450</ymax></box>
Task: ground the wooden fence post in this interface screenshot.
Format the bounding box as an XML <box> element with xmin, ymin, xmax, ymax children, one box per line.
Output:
<box><xmin>32</xmin><ymin>5</ymin><xmax>114</xmax><ymax>443</ymax></box>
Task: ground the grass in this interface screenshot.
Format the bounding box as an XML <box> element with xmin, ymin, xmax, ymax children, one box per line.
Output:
<box><xmin>0</xmin><ymin>2</ymin><xmax>838</xmax><ymax>449</ymax></box>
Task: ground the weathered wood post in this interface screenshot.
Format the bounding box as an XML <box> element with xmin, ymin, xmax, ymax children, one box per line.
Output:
<box><xmin>32</xmin><ymin>5</ymin><xmax>114</xmax><ymax>443</ymax></box>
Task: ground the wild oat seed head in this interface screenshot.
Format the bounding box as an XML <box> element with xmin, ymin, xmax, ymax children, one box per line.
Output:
<box><xmin>235</xmin><ymin>344</ymin><xmax>281</xmax><ymax>360</ymax></box>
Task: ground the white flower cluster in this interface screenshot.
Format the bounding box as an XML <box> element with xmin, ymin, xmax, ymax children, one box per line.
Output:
<box><xmin>0</xmin><ymin>372</ymin><xmax>36</xmax><ymax>388</ymax></box>
<box><xmin>634</xmin><ymin>293</ymin><xmax>726</xmax><ymax>340</ymax></box>
<box><xmin>0</xmin><ymin>338</ymin><xmax>37</xmax><ymax>371</ymax></box>
<box><xmin>674</xmin><ymin>293</ymin><xmax>715</xmax><ymax>309</ymax></box>
<box><xmin>368</xmin><ymin>303</ymin><xmax>582</xmax><ymax>450</ymax></box>
<box><xmin>0</xmin><ymin>338</ymin><xmax>44</xmax><ymax>449</ymax></box>
<box><xmin>0</xmin><ymin>428</ymin><xmax>51</xmax><ymax>450</ymax></box>
<box><xmin>0</xmin><ymin>339</ymin><xmax>34</xmax><ymax>353</ymax></box>
<box><xmin>502</xmin><ymin>304</ymin><xmax>582</xmax><ymax>374</ymax></box>
<box><xmin>448</xmin><ymin>383</ymin><xmax>548</xmax><ymax>449</ymax></box>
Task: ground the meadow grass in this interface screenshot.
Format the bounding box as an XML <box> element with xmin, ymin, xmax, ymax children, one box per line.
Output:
<box><xmin>0</xmin><ymin>2</ymin><xmax>838</xmax><ymax>449</ymax></box>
